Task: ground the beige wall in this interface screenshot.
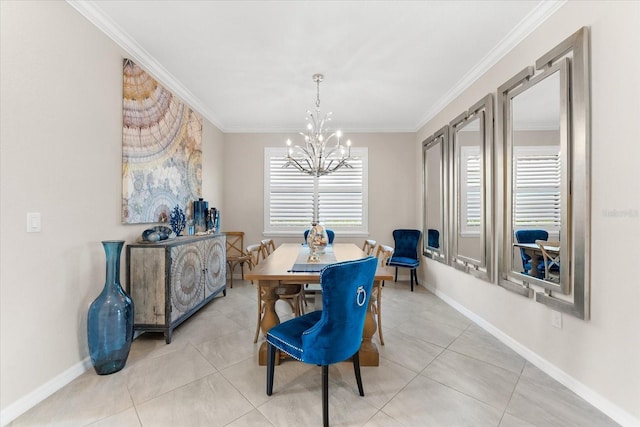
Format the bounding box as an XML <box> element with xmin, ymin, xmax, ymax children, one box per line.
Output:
<box><xmin>0</xmin><ymin>0</ymin><xmax>224</xmax><ymax>418</ymax></box>
<box><xmin>222</xmin><ymin>132</ymin><xmax>417</xmax><ymax>249</ymax></box>
<box><xmin>417</xmin><ymin>1</ymin><xmax>640</xmax><ymax>422</ymax></box>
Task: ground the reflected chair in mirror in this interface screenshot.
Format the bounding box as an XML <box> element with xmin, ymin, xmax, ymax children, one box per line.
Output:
<box><xmin>373</xmin><ymin>244</ymin><xmax>394</xmax><ymax>345</ymax></box>
<box><xmin>261</xmin><ymin>239</ymin><xmax>276</xmax><ymax>256</ymax></box>
<box><xmin>514</xmin><ymin>229</ymin><xmax>548</xmax><ymax>277</ymax></box>
<box><xmin>362</xmin><ymin>239</ymin><xmax>376</xmax><ymax>255</ymax></box>
<box><xmin>387</xmin><ymin>229</ymin><xmax>422</xmax><ymax>291</ymax></box>
<box><xmin>224</xmin><ymin>231</ymin><xmax>252</xmax><ymax>288</ymax></box>
<box><xmin>303</xmin><ymin>228</ymin><xmax>335</xmax><ymax>244</ymax></box>
<box><xmin>427</xmin><ymin>229</ymin><xmax>440</xmax><ymax>249</ymax></box>
<box><xmin>536</xmin><ymin>239</ymin><xmax>561</xmax><ymax>282</ymax></box>
<box><xmin>266</xmin><ymin>257</ymin><xmax>377</xmax><ymax>427</ymax></box>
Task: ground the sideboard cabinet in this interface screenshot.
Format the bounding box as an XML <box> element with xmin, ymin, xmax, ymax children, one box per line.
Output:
<box><xmin>126</xmin><ymin>234</ymin><xmax>226</xmax><ymax>343</ymax></box>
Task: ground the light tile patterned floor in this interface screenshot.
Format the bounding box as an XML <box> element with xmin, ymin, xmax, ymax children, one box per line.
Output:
<box><xmin>11</xmin><ymin>279</ymin><xmax>618</xmax><ymax>426</ymax></box>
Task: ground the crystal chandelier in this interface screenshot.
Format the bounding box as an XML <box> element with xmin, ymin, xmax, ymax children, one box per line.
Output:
<box><xmin>284</xmin><ymin>73</ymin><xmax>353</xmax><ymax>178</ymax></box>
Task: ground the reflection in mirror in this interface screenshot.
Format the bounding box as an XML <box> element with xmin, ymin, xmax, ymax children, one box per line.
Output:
<box><xmin>422</xmin><ymin>126</ymin><xmax>448</xmax><ymax>264</ymax></box>
<box><xmin>510</xmin><ymin>68</ymin><xmax>568</xmax><ymax>291</ymax></box>
<box><xmin>497</xmin><ymin>27</ymin><xmax>590</xmax><ymax>319</ymax></box>
<box><xmin>450</xmin><ymin>95</ymin><xmax>493</xmax><ymax>282</ymax></box>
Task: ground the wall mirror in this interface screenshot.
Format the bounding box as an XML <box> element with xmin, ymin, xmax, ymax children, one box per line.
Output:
<box><xmin>422</xmin><ymin>126</ymin><xmax>448</xmax><ymax>264</ymax></box>
<box><xmin>449</xmin><ymin>95</ymin><xmax>493</xmax><ymax>282</ymax></box>
<box><xmin>497</xmin><ymin>27</ymin><xmax>590</xmax><ymax>319</ymax></box>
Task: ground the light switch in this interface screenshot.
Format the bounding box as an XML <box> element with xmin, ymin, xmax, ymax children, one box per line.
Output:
<box><xmin>27</xmin><ymin>212</ymin><xmax>41</xmax><ymax>232</ymax></box>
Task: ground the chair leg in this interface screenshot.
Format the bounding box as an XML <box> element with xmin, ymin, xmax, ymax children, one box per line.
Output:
<box><xmin>410</xmin><ymin>269</ymin><xmax>414</xmax><ymax>292</ymax></box>
<box><xmin>266</xmin><ymin>342</ymin><xmax>276</xmax><ymax>395</ymax></box>
<box><xmin>394</xmin><ymin>267</ymin><xmax>398</xmax><ymax>282</ymax></box>
<box><xmin>322</xmin><ymin>365</ymin><xmax>329</xmax><ymax>427</ymax></box>
<box><xmin>353</xmin><ymin>351</ymin><xmax>364</xmax><ymax>396</ymax></box>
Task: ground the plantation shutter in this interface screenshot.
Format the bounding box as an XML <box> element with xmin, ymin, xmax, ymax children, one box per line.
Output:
<box><xmin>318</xmin><ymin>157</ymin><xmax>364</xmax><ymax>227</ymax></box>
<box><xmin>460</xmin><ymin>146</ymin><xmax>481</xmax><ymax>234</ymax></box>
<box><xmin>268</xmin><ymin>154</ymin><xmax>314</xmax><ymax>227</ymax></box>
<box><xmin>265</xmin><ymin>147</ymin><xmax>367</xmax><ymax>233</ymax></box>
<box><xmin>513</xmin><ymin>146</ymin><xmax>561</xmax><ymax>229</ymax></box>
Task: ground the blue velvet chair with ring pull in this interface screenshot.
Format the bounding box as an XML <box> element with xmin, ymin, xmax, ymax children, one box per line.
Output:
<box><xmin>266</xmin><ymin>256</ymin><xmax>378</xmax><ymax>427</ymax></box>
<box><xmin>387</xmin><ymin>229</ymin><xmax>422</xmax><ymax>291</ymax></box>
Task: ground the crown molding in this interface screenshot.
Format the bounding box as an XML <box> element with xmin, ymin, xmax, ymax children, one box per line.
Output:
<box><xmin>414</xmin><ymin>0</ymin><xmax>567</xmax><ymax>131</ymax></box>
<box><xmin>66</xmin><ymin>0</ymin><xmax>225</xmax><ymax>131</ymax></box>
<box><xmin>67</xmin><ymin>0</ymin><xmax>564</xmax><ymax>135</ymax></box>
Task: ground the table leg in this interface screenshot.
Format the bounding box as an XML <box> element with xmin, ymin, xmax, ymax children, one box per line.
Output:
<box><xmin>359</xmin><ymin>279</ymin><xmax>380</xmax><ymax>366</ymax></box>
<box><xmin>259</xmin><ymin>280</ymin><xmax>281</xmax><ymax>365</ymax></box>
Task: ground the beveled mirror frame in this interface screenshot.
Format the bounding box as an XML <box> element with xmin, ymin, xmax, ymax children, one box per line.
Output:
<box><xmin>422</xmin><ymin>125</ymin><xmax>449</xmax><ymax>264</ymax></box>
<box><xmin>497</xmin><ymin>27</ymin><xmax>590</xmax><ymax>319</ymax></box>
<box><xmin>449</xmin><ymin>94</ymin><xmax>494</xmax><ymax>282</ymax></box>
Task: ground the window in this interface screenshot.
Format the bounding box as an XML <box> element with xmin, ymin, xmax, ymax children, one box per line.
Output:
<box><xmin>264</xmin><ymin>147</ymin><xmax>368</xmax><ymax>235</ymax></box>
<box><xmin>460</xmin><ymin>145</ymin><xmax>481</xmax><ymax>235</ymax></box>
<box><xmin>513</xmin><ymin>146</ymin><xmax>561</xmax><ymax>230</ymax></box>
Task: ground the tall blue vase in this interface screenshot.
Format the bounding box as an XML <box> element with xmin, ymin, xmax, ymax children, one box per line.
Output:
<box><xmin>87</xmin><ymin>240</ymin><xmax>134</xmax><ymax>375</ymax></box>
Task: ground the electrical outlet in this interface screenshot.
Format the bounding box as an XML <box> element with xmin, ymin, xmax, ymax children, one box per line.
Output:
<box><xmin>551</xmin><ymin>310</ymin><xmax>562</xmax><ymax>328</ymax></box>
<box><xmin>26</xmin><ymin>212</ymin><xmax>41</xmax><ymax>232</ymax></box>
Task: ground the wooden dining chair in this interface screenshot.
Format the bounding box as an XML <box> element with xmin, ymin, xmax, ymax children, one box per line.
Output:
<box><xmin>372</xmin><ymin>244</ymin><xmax>394</xmax><ymax>345</ymax></box>
<box><xmin>246</xmin><ymin>243</ymin><xmax>267</xmax><ymax>272</ymax></box>
<box><xmin>224</xmin><ymin>231</ymin><xmax>252</xmax><ymax>288</ymax></box>
<box><xmin>261</xmin><ymin>239</ymin><xmax>276</xmax><ymax>255</ymax></box>
<box><xmin>362</xmin><ymin>239</ymin><xmax>377</xmax><ymax>256</ymax></box>
<box><xmin>250</xmin><ymin>241</ymin><xmax>304</xmax><ymax>343</ymax></box>
<box><xmin>535</xmin><ymin>239</ymin><xmax>561</xmax><ymax>282</ymax></box>
<box><xmin>247</xmin><ymin>242</ymin><xmax>269</xmax><ymax>342</ymax></box>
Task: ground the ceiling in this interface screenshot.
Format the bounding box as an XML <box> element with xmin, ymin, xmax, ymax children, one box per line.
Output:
<box><xmin>70</xmin><ymin>1</ymin><xmax>563</xmax><ymax>133</ymax></box>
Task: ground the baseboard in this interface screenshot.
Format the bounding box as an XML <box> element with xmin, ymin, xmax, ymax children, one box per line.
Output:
<box><xmin>423</xmin><ymin>283</ymin><xmax>640</xmax><ymax>427</ymax></box>
<box><xmin>1</xmin><ymin>357</ymin><xmax>92</xmax><ymax>427</ymax></box>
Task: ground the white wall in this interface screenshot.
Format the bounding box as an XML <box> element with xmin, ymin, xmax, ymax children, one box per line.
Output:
<box><xmin>222</xmin><ymin>132</ymin><xmax>417</xmax><ymax>249</ymax></box>
<box><xmin>0</xmin><ymin>0</ymin><xmax>224</xmax><ymax>420</ymax></box>
<box><xmin>416</xmin><ymin>1</ymin><xmax>640</xmax><ymax>423</ymax></box>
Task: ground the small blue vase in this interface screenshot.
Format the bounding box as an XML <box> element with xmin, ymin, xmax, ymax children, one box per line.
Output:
<box><xmin>87</xmin><ymin>240</ymin><xmax>134</xmax><ymax>375</ymax></box>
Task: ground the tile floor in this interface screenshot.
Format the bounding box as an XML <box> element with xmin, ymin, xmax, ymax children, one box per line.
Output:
<box><xmin>11</xmin><ymin>279</ymin><xmax>618</xmax><ymax>426</ymax></box>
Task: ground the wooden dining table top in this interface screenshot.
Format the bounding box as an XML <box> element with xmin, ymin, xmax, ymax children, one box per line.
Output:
<box><xmin>244</xmin><ymin>243</ymin><xmax>393</xmax><ymax>282</ymax></box>
<box><xmin>513</xmin><ymin>242</ymin><xmax>560</xmax><ymax>253</ymax></box>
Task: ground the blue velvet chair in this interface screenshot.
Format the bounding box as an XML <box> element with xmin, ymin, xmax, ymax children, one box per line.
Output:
<box><xmin>303</xmin><ymin>228</ymin><xmax>335</xmax><ymax>244</ymax></box>
<box><xmin>266</xmin><ymin>257</ymin><xmax>377</xmax><ymax>427</ymax></box>
<box><xmin>427</xmin><ymin>229</ymin><xmax>440</xmax><ymax>249</ymax></box>
<box><xmin>387</xmin><ymin>229</ymin><xmax>422</xmax><ymax>291</ymax></box>
<box><xmin>514</xmin><ymin>229</ymin><xmax>548</xmax><ymax>275</ymax></box>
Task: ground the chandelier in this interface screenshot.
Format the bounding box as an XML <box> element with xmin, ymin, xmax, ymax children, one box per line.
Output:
<box><xmin>284</xmin><ymin>73</ymin><xmax>353</xmax><ymax>178</ymax></box>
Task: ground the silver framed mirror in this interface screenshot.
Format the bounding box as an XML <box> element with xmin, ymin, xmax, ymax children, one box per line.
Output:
<box><xmin>497</xmin><ymin>27</ymin><xmax>590</xmax><ymax>319</ymax></box>
<box><xmin>449</xmin><ymin>95</ymin><xmax>494</xmax><ymax>282</ymax></box>
<box><xmin>422</xmin><ymin>125</ymin><xmax>448</xmax><ymax>264</ymax></box>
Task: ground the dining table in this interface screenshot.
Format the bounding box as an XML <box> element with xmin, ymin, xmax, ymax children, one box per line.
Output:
<box><xmin>244</xmin><ymin>243</ymin><xmax>393</xmax><ymax>366</ymax></box>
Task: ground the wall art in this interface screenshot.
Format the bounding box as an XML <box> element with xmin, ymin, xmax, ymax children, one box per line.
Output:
<box><xmin>121</xmin><ymin>58</ymin><xmax>202</xmax><ymax>224</ymax></box>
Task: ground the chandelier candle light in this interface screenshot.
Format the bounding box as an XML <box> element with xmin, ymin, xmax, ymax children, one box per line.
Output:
<box><xmin>284</xmin><ymin>73</ymin><xmax>355</xmax><ymax>260</ymax></box>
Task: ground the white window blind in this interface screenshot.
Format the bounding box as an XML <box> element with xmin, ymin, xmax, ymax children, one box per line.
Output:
<box><xmin>265</xmin><ymin>147</ymin><xmax>368</xmax><ymax>234</ymax></box>
<box><xmin>513</xmin><ymin>146</ymin><xmax>561</xmax><ymax>230</ymax></box>
<box><xmin>460</xmin><ymin>146</ymin><xmax>481</xmax><ymax>235</ymax></box>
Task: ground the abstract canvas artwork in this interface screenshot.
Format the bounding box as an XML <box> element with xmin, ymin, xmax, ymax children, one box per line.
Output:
<box><xmin>121</xmin><ymin>59</ymin><xmax>202</xmax><ymax>224</ymax></box>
